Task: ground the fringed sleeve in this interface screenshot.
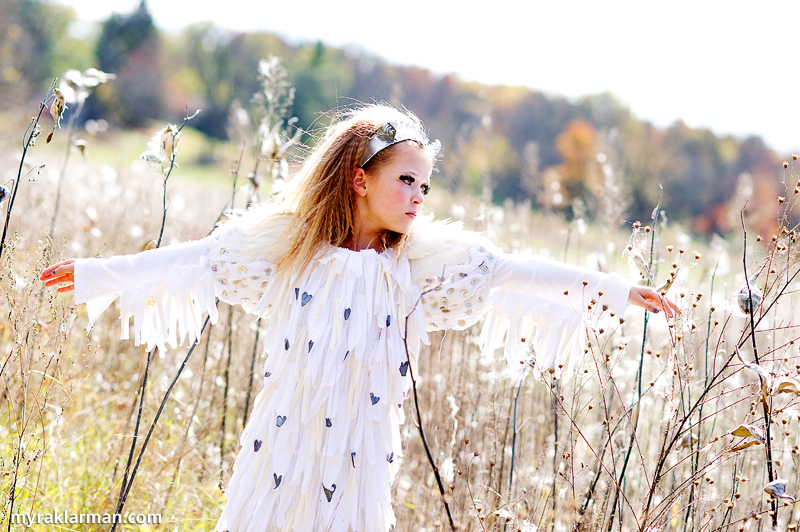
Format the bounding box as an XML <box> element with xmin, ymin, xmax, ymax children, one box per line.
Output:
<box><xmin>483</xmin><ymin>254</ymin><xmax>629</xmax><ymax>378</ymax></box>
<box><xmin>407</xmin><ymin>219</ymin><xmax>630</xmax><ymax>377</ymax></box>
<box><xmin>73</xmin><ymin>227</ymin><xmax>277</xmax><ymax>352</ymax></box>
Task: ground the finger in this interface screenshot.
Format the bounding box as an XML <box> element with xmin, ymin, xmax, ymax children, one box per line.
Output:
<box><xmin>40</xmin><ymin>260</ymin><xmax>74</xmax><ymax>280</ymax></box>
<box><xmin>57</xmin><ymin>283</ymin><xmax>75</xmax><ymax>293</ymax></box>
<box><xmin>42</xmin><ymin>266</ymin><xmax>74</xmax><ymax>282</ymax></box>
<box><xmin>44</xmin><ymin>273</ymin><xmax>73</xmax><ymax>287</ymax></box>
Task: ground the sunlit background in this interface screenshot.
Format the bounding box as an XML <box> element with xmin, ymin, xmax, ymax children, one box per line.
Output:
<box><xmin>58</xmin><ymin>0</ymin><xmax>800</xmax><ymax>154</ymax></box>
<box><xmin>5</xmin><ymin>3</ymin><xmax>800</xmax><ymax>531</ymax></box>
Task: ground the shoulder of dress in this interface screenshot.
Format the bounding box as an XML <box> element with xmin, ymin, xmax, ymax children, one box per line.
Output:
<box><xmin>209</xmin><ymin>210</ymin><xmax>294</xmax><ymax>265</ymax></box>
<box><xmin>406</xmin><ymin>217</ymin><xmax>501</xmax><ymax>278</ymax></box>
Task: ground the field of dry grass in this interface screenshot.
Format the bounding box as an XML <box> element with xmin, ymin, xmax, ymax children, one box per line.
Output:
<box><xmin>3</xmin><ymin>96</ymin><xmax>800</xmax><ymax>532</ymax></box>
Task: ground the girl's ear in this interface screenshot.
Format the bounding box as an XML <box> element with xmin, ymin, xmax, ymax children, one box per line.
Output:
<box><xmin>352</xmin><ymin>168</ymin><xmax>368</xmax><ymax>197</ymax></box>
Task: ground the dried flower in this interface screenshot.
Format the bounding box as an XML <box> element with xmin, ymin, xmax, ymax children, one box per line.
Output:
<box><xmin>50</xmin><ymin>88</ymin><xmax>67</xmax><ymax>129</ymax></box>
<box><xmin>764</xmin><ymin>479</ymin><xmax>795</xmax><ymax>501</ymax></box>
<box><xmin>60</xmin><ymin>68</ymin><xmax>116</xmax><ymax>104</ymax></box>
<box><xmin>736</xmin><ymin>275</ymin><xmax>762</xmax><ymax>315</ymax></box>
<box><xmin>141</xmin><ymin>124</ymin><xmax>181</xmax><ymax>166</ymax></box>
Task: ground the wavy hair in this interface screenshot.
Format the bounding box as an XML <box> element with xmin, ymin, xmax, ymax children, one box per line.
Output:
<box><xmin>234</xmin><ymin>104</ymin><xmax>436</xmax><ymax>277</ymax></box>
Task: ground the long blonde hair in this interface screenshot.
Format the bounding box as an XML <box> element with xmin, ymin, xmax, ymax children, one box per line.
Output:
<box><xmin>229</xmin><ymin>104</ymin><xmax>435</xmax><ymax>276</ymax></box>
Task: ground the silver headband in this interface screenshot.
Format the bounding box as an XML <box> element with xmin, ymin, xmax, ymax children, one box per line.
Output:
<box><xmin>359</xmin><ymin>121</ymin><xmax>441</xmax><ymax>168</ymax></box>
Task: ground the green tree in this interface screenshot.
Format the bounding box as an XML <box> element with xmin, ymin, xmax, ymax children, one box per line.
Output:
<box><xmin>91</xmin><ymin>0</ymin><xmax>163</xmax><ymax>127</ymax></box>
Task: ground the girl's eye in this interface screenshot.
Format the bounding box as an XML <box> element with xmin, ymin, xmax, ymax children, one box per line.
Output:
<box><xmin>400</xmin><ymin>176</ymin><xmax>430</xmax><ymax>195</ymax></box>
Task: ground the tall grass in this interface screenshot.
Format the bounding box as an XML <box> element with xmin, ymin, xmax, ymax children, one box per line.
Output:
<box><xmin>3</xmin><ymin>79</ymin><xmax>800</xmax><ymax>532</ymax></box>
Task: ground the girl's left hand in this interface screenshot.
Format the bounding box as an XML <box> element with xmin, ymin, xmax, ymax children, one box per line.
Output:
<box><xmin>628</xmin><ymin>285</ymin><xmax>678</xmax><ymax>318</ymax></box>
<box><xmin>40</xmin><ymin>259</ymin><xmax>76</xmax><ymax>292</ymax></box>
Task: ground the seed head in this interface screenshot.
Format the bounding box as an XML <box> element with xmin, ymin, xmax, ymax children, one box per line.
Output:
<box><xmin>50</xmin><ymin>88</ymin><xmax>67</xmax><ymax>129</ymax></box>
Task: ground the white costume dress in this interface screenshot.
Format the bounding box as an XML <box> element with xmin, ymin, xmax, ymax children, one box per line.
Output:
<box><xmin>74</xmin><ymin>213</ymin><xmax>630</xmax><ymax>532</ymax></box>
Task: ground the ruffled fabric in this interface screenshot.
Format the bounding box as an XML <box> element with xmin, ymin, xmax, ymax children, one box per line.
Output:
<box><xmin>482</xmin><ymin>253</ymin><xmax>630</xmax><ymax>378</ymax></box>
<box><xmin>74</xmin><ymin>239</ymin><xmax>220</xmax><ymax>352</ymax></box>
<box><xmin>214</xmin><ymin>246</ymin><xmax>425</xmax><ymax>532</ymax></box>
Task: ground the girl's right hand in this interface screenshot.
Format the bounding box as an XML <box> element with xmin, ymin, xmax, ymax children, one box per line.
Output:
<box><xmin>40</xmin><ymin>259</ymin><xmax>76</xmax><ymax>292</ymax></box>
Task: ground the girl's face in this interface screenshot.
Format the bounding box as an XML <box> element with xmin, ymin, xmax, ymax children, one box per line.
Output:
<box><xmin>351</xmin><ymin>142</ymin><xmax>433</xmax><ymax>247</ymax></box>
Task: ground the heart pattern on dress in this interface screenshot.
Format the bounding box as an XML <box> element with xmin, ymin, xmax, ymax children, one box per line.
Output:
<box><xmin>301</xmin><ymin>292</ymin><xmax>312</xmax><ymax>306</ymax></box>
<box><xmin>323</xmin><ymin>483</ymin><xmax>337</xmax><ymax>502</ymax></box>
<box><xmin>344</xmin><ymin>308</ymin><xmax>351</xmax><ymax>320</ymax></box>
<box><xmin>276</xmin><ymin>415</ymin><xmax>286</xmax><ymax>427</ymax></box>
<box><xmin>274</xmin><ymin>473</ymin><xmax>282</xmax><ymax>488</ymax></box>
<box><xmin>254</xmin><ymin>440</ymin><xmax>262</xmax><ymax>452</ymax></box>
<box><xmin>399</xmin><ymin>361</ymin><xmax>409</xmax><ymax>376</ymax></box>
<box><xmin>370</xmin><ymin>393</ymin><xmax>379</xmax><ymax>405</ymax></box>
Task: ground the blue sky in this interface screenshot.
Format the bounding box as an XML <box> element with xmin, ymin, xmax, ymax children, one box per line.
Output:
<box><xmin>59</xmin><ymin>0</ymin><xmax>800</xmax><ymax>155</ymax></box>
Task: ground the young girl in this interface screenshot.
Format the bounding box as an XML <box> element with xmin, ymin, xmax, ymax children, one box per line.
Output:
<box><xmin>41</xmin><ymin>105</ymin><xmax>674</xmax><ymax>532</ymax></box>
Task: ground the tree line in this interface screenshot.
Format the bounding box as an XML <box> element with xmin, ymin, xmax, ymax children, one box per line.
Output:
<box><xmin>1</xmin><ymin>0</ymin><xmax>788</xmax><ymax>236</ymax></box>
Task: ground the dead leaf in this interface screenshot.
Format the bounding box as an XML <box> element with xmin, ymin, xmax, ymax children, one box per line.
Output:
<box><xmin>729</xmin><ymin>424</ymin><xmax>765</xmax><ymax>443</ymax></box>
<box><xmin>773</xmin><ymin>377</ymin><xmax>800</xmax><ymax>395</ymax></box>
<box><xmin>728</xmin><ymin>440</ymin><xmax>763</xmax><ymax>453</ymax></box>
